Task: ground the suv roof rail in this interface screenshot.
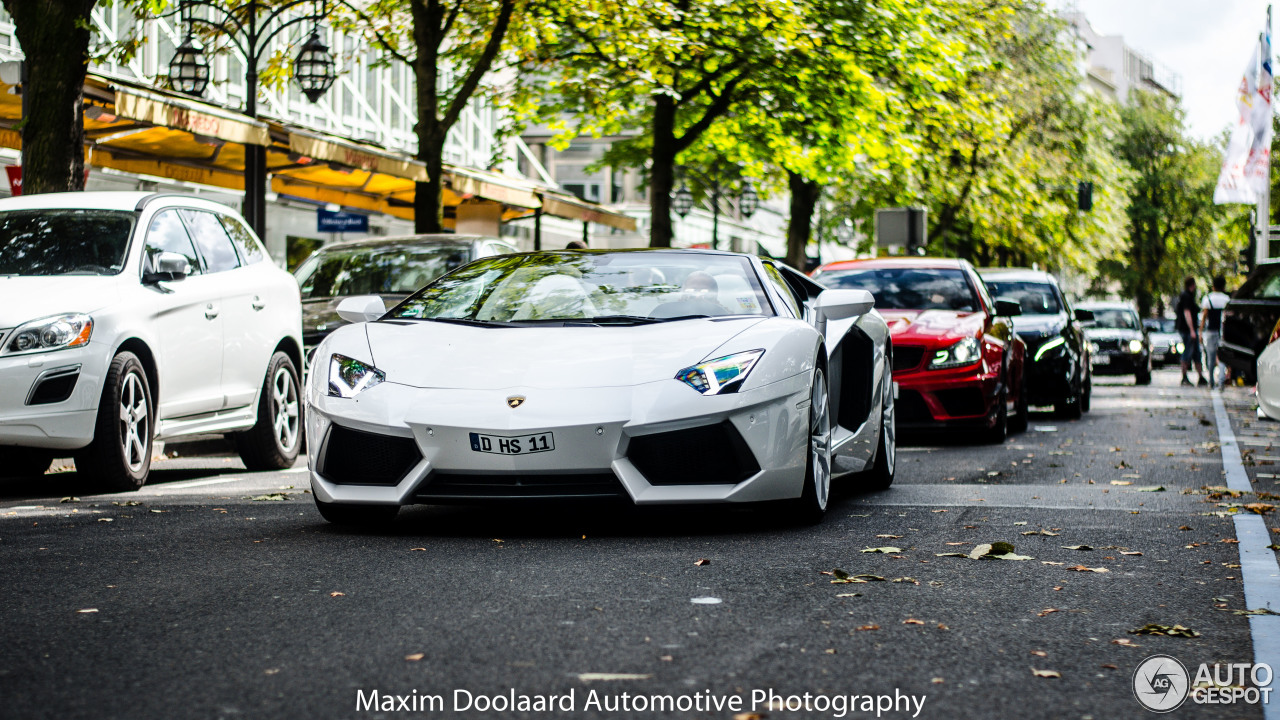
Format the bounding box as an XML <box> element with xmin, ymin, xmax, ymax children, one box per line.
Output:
<box><xmin>134</xmin><ymin>193</ymin><xmax>193</xmax><ymax>211</ymax></box>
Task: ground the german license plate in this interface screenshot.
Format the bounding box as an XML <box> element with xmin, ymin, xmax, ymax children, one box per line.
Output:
<box><xmin>469</xmin><ymin>431</ymin><xmax>555</xmax><ymax>455</ymax></box>
<box><xmin>1093</xmin><ymin>355</ymin><xmax>1110</xmax><ymax>365</ymax></box>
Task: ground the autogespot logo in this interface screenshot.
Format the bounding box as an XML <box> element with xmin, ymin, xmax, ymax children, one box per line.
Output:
<box><xmin>1133</xmin><ymin>655</ymin><xmax>1190</xmax><ymax>713</ymax></box>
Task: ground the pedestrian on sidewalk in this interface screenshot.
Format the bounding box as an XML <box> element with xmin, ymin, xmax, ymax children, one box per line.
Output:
<box><xmin>1200</xmin><ymin>275</ymin><xmax>1230</xmax><ymax>389</ymax></box>
<box><xmin>1175</xmin><ymin>276</ymin><xmax>1207</xmax><ymax>387</ymax></box>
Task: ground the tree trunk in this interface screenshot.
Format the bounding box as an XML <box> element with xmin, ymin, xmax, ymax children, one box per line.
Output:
<box><xmin>785</xmin><ymin>171</ymin><xmax>820</xmax><ymax>269</ymax></box>
<box><xmin>415</xmin><ymin>141</ymin><xmax>445</xmax><ymax>234</ymax></box>
<box><xmin>649</xmin><ymin>95</ymin><xmax>677</xmax><ymax>248</ymax></box>
<box><xmin>411</xmin><ymin>0</ymin><xmax>444</xmax><ymax>234</ymax></box>
<box><xmin>4</xmin><ymin>0</ymin><xmax>95</xmax><ymax>194</ymax></box>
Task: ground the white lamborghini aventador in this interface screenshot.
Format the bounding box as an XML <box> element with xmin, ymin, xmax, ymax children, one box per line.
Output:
<box><xmin>304</xmin><ymin>249</ymin><xmax>896</xmax><ymax>525</ymax></box>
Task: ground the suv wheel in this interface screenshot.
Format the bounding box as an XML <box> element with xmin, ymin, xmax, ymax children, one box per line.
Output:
<box><xmin>236</xmin><ymin>351</ymin><xmax>302</xmax><ymax>471</ymax></box>
<box><xmin>75</xmin><ymin>352</ymin><xmax>152</xmax><ymax>492</ymax></box>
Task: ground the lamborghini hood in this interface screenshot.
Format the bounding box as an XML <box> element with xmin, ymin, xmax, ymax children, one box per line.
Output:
<box><xmin>359</xmin><ymin>317</ymin><xmax>768</xmax><ymax>390</ymax></box>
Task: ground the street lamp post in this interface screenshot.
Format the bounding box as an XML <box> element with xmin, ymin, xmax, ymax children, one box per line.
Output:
<box><xmin>165</xmin><ymin>0</ymin><xmax>337</xmax><ymax>239</ymax></box>
<box><xmin>670</xmin><ymin>166</ymin><xmax>758</xmax><ymax>250</ymax></box>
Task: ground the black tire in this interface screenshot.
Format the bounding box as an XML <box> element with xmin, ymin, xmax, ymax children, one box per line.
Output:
<box><xmin>0</xmin><ymin>447</ymin><xmax>54</xmax><ymax>479</ymax></box>
<box><xmin>1135</xmin><ymin>362</ymin><xmax>1152</xmax><ymax>386</ymax></box>
<box><xmin>74</xmin><ymin>352</ymin><xmax>152</xmax><ymax>492</ymax></box>
<box><xmin>236</xmin><ymin>351</ymin><xmax>303</xmax><ymax>471</ymax></box>
<box><xmin>1056</xmin><ymin>370</ymin><xmax>1085</xmax><ymax>419</ymax></box>
<box><xmin>315</xmin><ymin>497</ymin><xmax>400</xmax><ymax>526</ymax></box>
<box><xmin>1081</xmin><ymin>372</ymin><xmax>1092</xmax><ymax>413</ymax></box>
<box><xmin>982</xmin><ymin>386</ymin><xmax>1009</xmax><ymax>444</ymax></box>
<box><xmin>1009</xmin><ymin>380</ymin><xmax>1029</xmax><ymax>434</ymax></box>
<box><xmin>788</xmin><ymin>366</ymin><xmax>832</xmax><ymax>524</ymax></box>
<box><xmin>862</xmin><ymin>370</ymin><xmax>896</xmax><ymax>491</ymax></box>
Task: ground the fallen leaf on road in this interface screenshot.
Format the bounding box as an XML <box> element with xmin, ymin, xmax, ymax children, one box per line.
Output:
<box><xmin>1031</xmin><ymin>669</ymin><xmax>1061</xmax><ymax>678</ymax></box>
<box><xmin>862</xmin><ymin>547</ymin><xmax>902</xmax><ymax>553</ymax></box>
<box><xmin>945</xmin><ymin>542</ymin><xmax>969</xmax><ymax>546</ymax></box>
<box><xmin>405</xmin><ymin>653</ymin><xmax>425</xmax><ymax>661</ymax></box>
<box><xmin>936</xmin><ymin>553</ymin><xmax>969</xmax><ymax>557</ymax></box>
<box><xmin>855</xmin><ymin>624</ymin><xmax>880</xmax><ymax>631</ymax></box>
<box><xmin>969</xmin><ymin>541</ymin><xmax>1016</xmax><ymax>559</ymax></box>
<box><xmin>903</xmin><ymin>618</ymin><xmax>925</xmax><ymax>625</ymax></box>
<box><xmin>1246</xmin><ymin>503</ymin><xmax>1275</xmax><ymax>515</ymax></box>
<box><xmin>248</xmin><ymin>494</ymin><xmax>289</xmax><ymax>502</ymax></box>
<box><xmin>1111</xmin><ymin>638</ymin><xmax>1140</xmax><ymax>647</ymax></box>
<box><xmin>733</xmin><ymin>714</ymin><xmax>766</xmax><ymax>720</ymax></box>
<box><xmin>994</xmin><ymin>553</ymin><xmax>1035</xmax><ymax>561</ymax></box>
<box><xmin>1041</xmin><ymin>561</ymin><xmax>1065</xmax><ymax>566</ymax></box>
<box><xmin>76</xmin><ymin>608</ymin><xmax>98</xmax><ymax>614</ymax></box>
<box><xmin>694</xmin><ymin>558</ymin><xmax>710</xmax><ymax>566</ymax></box>
<box><xmin>1134</xmin><ymin>486</ymin><xmax>1166</xmax><ymax>492</ymax></box>
<box><xmin>1021</xmin><ymin>530</ymin><xmax>1060</xmax><ymax>536</ymax></box>
<box><xmin>1062</xmin><ymin>545</ymin><xmax>1094</xmax><ymax>551</ymax></box>
<box><xmin>876</xmin><ymin>534</ymin><xmax>903</xmax><ymax>539</ymax></box>
<box><xmin>577</xmin><ymin>673</ymin><xmax>653</xmax><ymax>682</ymax></box>
<box><xmin>1067</xmin><ymin>565</ymin><xmax>1109</xmax><ymax>573</ymax></box>
<box><xmin>1225</xmin><ymin>608</ymin><xmax>1280</xmax><ymax>616</ymax></box>
<box><xmin>932</xmin><ymin>509</ymin><xmax>948</xmax><ymax>513</ymax></box>
<box><xmin>1014</xmin><ymin>522</ymin><xmax>1028</xmax><ymax>526</ymax></box>
<box><xmin>835</xmin><ymin>593</ymin><xmax>862</xmax><ymax>598</ymax></box>
<box><xmin>330</xmin><ymin>592</ymin><xmax>345</xmax><ymax>597</ymax></box>
<box><xmin>891</xmin><ymin>577</ymin><xmax>920</xmax><ymax>585</ymax></box>
<box><xmin>825</xmin><ymin>648</ymin><xmax>836</xmax><ymax>654</ymax></box>
<box><xmin>937</xmin><ymin>623</ymin><xmax>949</xmax><ymax>630</ymax></box>
<box><xmin>410</xmin><ymin>548</ymin><xmax>427</xmax><ymax>551</ymax></box>
<box><xmin>1179</xmin><ymin>526</ymin><xmax>1193</xmax><ymax>531</ymax></box>
<box><xmin>97</xmin><ymin>518</ymin><xmax>113</xmax><ymax>523</ymax></box>
<box><xmin>932</xmin><ymin>677</ymin><xmax>945</xmax><ymax>684</ymax></box>
<box><xmin>264</xmin><ymin>668</ymin><xmax>280</xmax><ymax>675</ymax></box>
<box><xmin>1129</xmin><ymin>624</ymin><xmax>1200</xmax><ymax>638</ymax></box>
<box><xmin>1030</xmin><ymin>650</ymin><xmax>1047</xmax><ymax>657</ymax></box>
<box><xmin>1221</xmin><ymin>539</ymin><xmax>1240</xmax><ymax>544</ymax></box>
<box><xmin>1120</xmin><ymin>551</ymin><xmax>1143</xmax><ymax>556</ymax></box>
<box><xmin>1102</xmin><ymin>664</ymin><xmax>1119</xmax><ymax>670</ymax></box>
<box><xmin>1110</xmin><ymin>481</ymin><xmax>1132</xmax><ymax>486</ymax></box>
<box><xmin>1037</xmin><ymin>608</ymin><xmax>1060</xmax><ymax>617</ymax></box>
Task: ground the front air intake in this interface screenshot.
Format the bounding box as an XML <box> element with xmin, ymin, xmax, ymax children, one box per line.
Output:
<box><xmin>627</xmin><ymin>421</ymin><xmax>760</xmax><ymax>486</ymax></box>
<box><xmin>320</xmin><ymin>424</ymin><xmax>421</xmax><ymax>486</ymax></box>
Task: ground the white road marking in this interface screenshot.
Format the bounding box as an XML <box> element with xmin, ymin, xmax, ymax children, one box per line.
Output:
<box><xmin>1213</xmin><ymin>389</ymin><xmax>1280</xmax><ymax>720</ymax></box>
<box><xmin>146</xmin><ymin>477</ymin><xmax>243</xmax><ymax>491</ymax></box>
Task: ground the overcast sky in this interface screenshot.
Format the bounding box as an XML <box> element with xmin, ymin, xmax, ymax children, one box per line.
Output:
<box><xmin>1055</xmin><ymin>0</ymin><xmax>1272</xmax><ymax>141</ymax></box>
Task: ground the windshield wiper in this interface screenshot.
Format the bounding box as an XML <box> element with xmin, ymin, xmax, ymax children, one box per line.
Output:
<box><xmin>408</xmin><ymin>317</ymin><xmax>516</xmax><ymax>328</ymax></box>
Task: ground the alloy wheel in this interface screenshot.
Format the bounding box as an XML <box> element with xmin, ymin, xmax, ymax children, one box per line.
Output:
<box><xmin>271</xmin><ymin>366</ymin><xmax>300</xmax><ymax>453</ymax></box>
<box><xmin>810</xmin><ymin>369</ymin><xmax>832</xmax><ymax>510</ymax></box>
<box><xmin>117</xmin><ymin>372</ymin><xmax>149</xmax><ymax>473</ymax></box>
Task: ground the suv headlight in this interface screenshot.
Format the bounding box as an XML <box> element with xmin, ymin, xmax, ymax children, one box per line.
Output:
<box><xmin>928</xmin><ymin>337</ymin><xmax>980</xmax><ymax>370</ymax></box>
<box><xmin>676</xmin><ymin>350</ymin><xmax>764</xmax><ymax>395</ymax></box>
<box><xmin>3</xmin><ymin>314</ymin><xmax>93</xmax><ymax>355</ymax></box>
<box><xmin>328</xmin><ymin>354</ymin><xmax>385</xmax><ymax>398</ymax></box>
<box><xmin>1128</xmin><ymin>339</ymin><xmax>1143</xmax><ymax>353</ymax></box>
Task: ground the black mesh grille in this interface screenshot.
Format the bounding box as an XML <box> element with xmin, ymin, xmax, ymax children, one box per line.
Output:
<box><xmin>893</xmin><ymin>346</ymin><xmax>926</xmax><ymax>372</ymax></box>
<box><xmin>28</xmin><ymin>371</ymin><xmax>78</xmax><ymax>405</ymax></box>
<box><xmin>627</xmin><ymin>421</ymin><xmax>760</xmax><ymax>486</ymax></box>
<box><xmin>415</xmin><ymin>473</ymin><xmax>624</xmax><ymax>500</ymax></box>
<box><xmin>935</xmin><ymin>387</ymin><xmax>986</xmax><ymax>417</ymax></box>
<box><xmin>321</xmin><ymin>425</ymin><xmax>422</xmax><ymax>486</ymax></box>
<box><xmin>896</xmin><ymin>389</ymin><xmax>932</xmax><ymax>423</ymax></box>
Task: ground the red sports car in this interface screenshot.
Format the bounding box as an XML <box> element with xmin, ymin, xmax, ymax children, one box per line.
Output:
<box><xmin>813</xmin><ymin>258</ymin><xmax>1027</xmax><ymax>442</ymax></box>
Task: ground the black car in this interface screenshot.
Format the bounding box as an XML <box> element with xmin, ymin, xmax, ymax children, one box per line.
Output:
<box><xmin>980</xmin><ymin>268</ymin><xmax>1092</xmax><ymax>418</ymax></box>
<box><xmin>1142</xmin><ymin>317</ymin><xmax>1182</xmax><ymax>368</ymax></box>
<box><xmin>293</xmin><ymin>234</ymin><xmax>518</xmax><ymax>364</ymax></box>
<box><xmin>1222</xmin><ymin>260</ymin><xmax>1280</xmax><ymax>384</ymax></box>
<box><xmin>1077</xmin><ymin>301</ymin><xmax>1152</xmax><ymax>385</ymax></box>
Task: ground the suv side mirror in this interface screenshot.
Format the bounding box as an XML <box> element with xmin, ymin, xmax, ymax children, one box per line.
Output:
<box><xmin>816</xmin><ymin>288</ymin><xmax>874</xmax><ymax>319</ymax></box>
<box><xmin>143</xmin><ymin>252</ymin><xmax>190</xmax><ymax>283</ymax></box>
<box><xmin>1074</xmin><ymin>308</ymin><xmax>1095</xmax><ymax>322</ymax></box>
<box><xmin>994</xmin><ymin>298</ymin><xmax>1022</xmax><ymax>317</ymax></box>
<box><xmin>336</xmin><ymin>295</ymin><xmax>387</xmax><ymax>324</ymax></box>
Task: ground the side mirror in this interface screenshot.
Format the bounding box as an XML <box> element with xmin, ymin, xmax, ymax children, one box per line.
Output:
<box><xmin>143</xmin><ymin>252</ymin><xmax>190</xmax><ymax>283</ymax></box>
<box><xmin>817</xmin><ymin>288</ymin><xmax>874</xmax><ymax>320</ymax></box>
<box><xmin>994</xmin><ymin>298</ymin><xmax>1022</xmax><ymax>317</ymax></box>
<box><xmin>1074</xmin><ymin>308</ymin><xmax>1095</xmax><ymax>322</ymax></box>
<box><xmin>336</xmin><ymin>295</ymin><xmax>387</xmax><ymax>324</ymax></box>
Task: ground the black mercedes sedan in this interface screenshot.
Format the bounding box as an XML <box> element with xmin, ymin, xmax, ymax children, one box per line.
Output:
<box><xmin>1221</xmin><ymin>260</ymin><xmax>1280</xmax><ymax>384</ymax></box>
<box><xmin>980</xmin><ymin>268</ymin><xmax>1092</xmax><ymax>417</ymax></box>
<box><xmin>1077</xmin><ymin>301</ymin><xmax>1152</xmax><ymax>386</ymax></box>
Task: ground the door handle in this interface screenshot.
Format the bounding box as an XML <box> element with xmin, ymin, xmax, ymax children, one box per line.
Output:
<box><xmin>252</xmin><ymin>296</ymin><xmax>266</xmax><ymax>311</ymax></box>
<box><xmin>204</xmin><ymin>303</ymin><xmax>219</xmax><ymax>320</ymax></box>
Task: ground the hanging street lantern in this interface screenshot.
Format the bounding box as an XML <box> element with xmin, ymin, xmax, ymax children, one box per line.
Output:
<box><xmin>295</xmin><ymin>32</ymin><xmax>337</xmax><ymax>103</ymax></box>
<box><xmin>672</xmin><ymin>184</ymin><xmax>694</xmax><ymax>217</ymax></box>
<box><xmin>738</xmin><ymin>181</ymin><xmax>759</xmax><ymax>219</ymax></box>
<box><xmin>168</xmin><ymin>38</ymin><xmax>210</xmax><ymax>97</ymax></box>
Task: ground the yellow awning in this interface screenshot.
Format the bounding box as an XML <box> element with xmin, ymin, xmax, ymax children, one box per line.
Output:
<box><xmin>112</xmin><ymin>86</ymin><xmax>270</xmax><ymax>146</ymax></box>
<box><xmin>446</xmin><ymin>165</ymin><xmax>540</xmax><ymax>209</ymax></box>
<box><xmin>286</xmin><ymin>128</ymin><xmax>428</xmax><ymax>182</ymax></box>
<box><xmin>540</xmin><ymin>192</ymin><xmax>638</xmax><ymax>231</ymax></box>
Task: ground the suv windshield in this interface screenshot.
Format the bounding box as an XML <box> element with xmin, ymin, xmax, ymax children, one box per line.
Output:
<box><xmin>1088</xmin><ymin>308</ymin><xmax>1139</xmax><ymax>330</ymax></box>
<box><xmin>390</xmin><ymin>251</ymin><xmax>772</xmax><ymax>322</ymax></box>
<box><xmin>0</xmin><ymin>209</ymin><xmax>136</xmax><ymax>276</ymax></box>
<box><xmin>295</xmin><ymin>244</ymin><xmax>472</xmax><ymax>299</ymax></box>
<box><xmin>983</xmin><ymin>280</ymin><xmax>1062</xmax><ymax>315</ymax></box>
<box><xmin>819</xmin><ymin>267</ymin><xmax>978</xmax><ymax>311</ymax></box>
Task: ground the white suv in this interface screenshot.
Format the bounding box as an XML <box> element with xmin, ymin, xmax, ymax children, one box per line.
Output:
<box><xmin>0</xmin><ymin>192</ymin><xmax>304</xmax><ymax>491</ymax></box>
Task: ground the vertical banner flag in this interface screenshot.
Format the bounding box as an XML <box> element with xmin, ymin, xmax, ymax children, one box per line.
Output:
<box><xmin>1215</xmin><ymin>9</ymin><xmax>1274</xmax><ymax>204</ymax></box>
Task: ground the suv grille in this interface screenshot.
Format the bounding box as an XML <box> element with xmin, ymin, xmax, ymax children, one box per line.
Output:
<box><xmin>320</xmin><ymin>425</ymin><xmax>422</xmax><ymax>486</ymax></box>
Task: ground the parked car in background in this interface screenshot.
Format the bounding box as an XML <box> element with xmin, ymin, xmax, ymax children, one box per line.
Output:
<box><xmin>979</xmin><ymin>268</ymin><xmax>1092</xmax><ymax>418</ymax></box>
<box><xmin>1077</xmin><ymin>301</ymin><xmax>1152</xmax><ymax>385</ymax></box>
<box><xmin>1222</xmin><ymin>260</ymin><xmax>1280</xmax><ymax>384</ymax></box>
<box><xmin>1142</xmin><ymin>317</ymin><xmax>1182</xmax><ymax>368</ymax></box>
<box><xmin>307</xmin><ymin>249</ymin><xmax>895</xmax><ymax>526</ymax></box>
<box><xmin>293</xmin><ymin>235</ymin><xmax>518</xmax><ymax>364</ymax></box>
<box><xmin>0</xmin><ymin>192</ymin><xmax>304</xmax><ymax>489</ymax></box>
<box><xmin>1255</xmin><ymin>320</ymin><xmax>1280</xmax><ymax>420</ymax></box>
<box><xmin>814</xmin><ymin>257</ymin><xmax>1026</xmax><ymax>443</ymax></box>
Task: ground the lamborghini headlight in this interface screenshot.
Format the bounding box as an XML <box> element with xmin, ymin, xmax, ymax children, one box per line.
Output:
<box><xmin>676</xmin><ymin>349</ymin><xmax>764</xmax><ymax>395</ymax></box>
<box><xmin>1033</xmin><ymin>336</ymin><xmax>1066</xmax><ymax>362</ymax></box>
<box><xmin>929</xmin><ymin>337</ymin><xmax>981</xmax><ymax>370</ymax></box>
<box><xmin>1128</xmin><ymin>339</ymin><xmax>1143</xmax><ymax>354</ymax></box>
<box><xmin>3</xmin><ymin>313</ymin><xmax>93</xmax><ymax>355</ymax></box>
<box><xmin>328</xmin><ymin>354</ymin><xmax>385</xmax><ymax>398</ymax></box>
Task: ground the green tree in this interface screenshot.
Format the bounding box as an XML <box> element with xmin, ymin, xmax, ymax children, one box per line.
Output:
<box><xmin>540</xmin><ymin>0</ymin><xmax>813</xmax><ymax>247</ymax></box>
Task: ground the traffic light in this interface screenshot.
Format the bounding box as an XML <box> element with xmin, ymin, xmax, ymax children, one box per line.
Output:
<box><xmin>1077</xmin><ymin>181</ymin><xmax>1093</xmax><ymax>212</ymax></box>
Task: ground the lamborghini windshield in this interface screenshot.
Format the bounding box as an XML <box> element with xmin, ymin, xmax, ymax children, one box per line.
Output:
<box><xmin>389</xmin><ymin>251</ymin><xmax>774</xmax><ymax>323</ymax></box>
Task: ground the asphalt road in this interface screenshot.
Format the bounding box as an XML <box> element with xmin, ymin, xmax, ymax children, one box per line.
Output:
<box><xmin>0</xmin><ymin>368</ymin><xmax>1271</xmax><ymax>719</ymax></box>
